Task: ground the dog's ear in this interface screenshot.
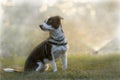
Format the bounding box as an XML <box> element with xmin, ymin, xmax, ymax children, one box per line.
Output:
<box><xmin>58</xmin><ymin>16</ymin><xmax>64</xmax><ymax>20</ymax></box>
<box><xmin>51</xmin><ymin>16</ymin><xmax>63</xmax><ymax>29</ymax></box>
<box><xmin>55</xmin><ymin>16</ymin><xmax>64</xmax><ymax>20</ymax></box>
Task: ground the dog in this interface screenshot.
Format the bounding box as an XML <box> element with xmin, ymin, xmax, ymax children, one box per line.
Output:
<box><xmin>24</xmin><ymin>16</ymin><xmax>68</xmax><ymax>72</ymax></box>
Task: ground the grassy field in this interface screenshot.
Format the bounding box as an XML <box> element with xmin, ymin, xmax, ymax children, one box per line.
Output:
<box><xmin>0</xmin><ymin>54</ymin><xmax>120</xmax><ymax>80</ymax></box>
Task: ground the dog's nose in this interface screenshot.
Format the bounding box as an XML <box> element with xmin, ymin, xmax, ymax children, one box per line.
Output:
<box><xmin>39</xmin><ymin>25</ymin><xmax>42</xmax><ymax>28</ymax></box>
<box><xmin>39</xmin><ymin>25</ymin><xmax>44</xmax><ymax>30</ymax></box>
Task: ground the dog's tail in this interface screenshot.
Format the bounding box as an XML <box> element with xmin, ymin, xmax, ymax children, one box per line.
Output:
<box><xmin>3</xmin><ymin>68</ymin><xmax>23</xmax><ymax>73</ymax></box>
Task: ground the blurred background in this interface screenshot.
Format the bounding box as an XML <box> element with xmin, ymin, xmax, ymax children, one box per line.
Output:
<box><xmin>0</xmin><ymin>0</ymin><xmax>120</xmax><ymax>67</ymax></box>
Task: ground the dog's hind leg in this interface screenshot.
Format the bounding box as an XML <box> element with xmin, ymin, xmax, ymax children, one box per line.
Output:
<box><xmin>36</xmin><ymin>62</ymin><xmax>43</xmax><ymax>71</ymax></box>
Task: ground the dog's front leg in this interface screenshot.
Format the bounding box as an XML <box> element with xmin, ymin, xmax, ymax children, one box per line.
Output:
<box><xmin>51</xmin><ymin>53</ymin><xmax>57</xmax><ymax>72</ymax></box>
<box><xmin>51</xmin><ymin>60</ymin><xmax>57</xmax><ymax>72</ymax></box>
<box><xmin>61</xmin><ymin>54</ymin><xmax>67</xmax><ymax>70</ymax></box>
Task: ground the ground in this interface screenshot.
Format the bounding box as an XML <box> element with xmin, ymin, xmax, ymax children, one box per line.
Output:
<box><xmin>0</xmin><ymin>54</ymin><xmax>120</xmax><ymax>80</ymax></box>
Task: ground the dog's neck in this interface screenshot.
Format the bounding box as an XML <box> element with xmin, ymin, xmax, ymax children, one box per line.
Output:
<box><xmin>48</xmin><ymin>25</ymin><xmax>66</xmax><ymax>43</ymax></box>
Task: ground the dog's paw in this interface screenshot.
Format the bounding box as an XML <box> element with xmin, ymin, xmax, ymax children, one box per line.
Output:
<box><xmin>62</xmin><ymin>65</ymin><xmax>67</xmax><ymax>71</ymax></box>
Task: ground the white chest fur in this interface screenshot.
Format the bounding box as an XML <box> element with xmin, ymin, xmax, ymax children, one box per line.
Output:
<box><xmin>52</xmin><ymin>45</ymin><xmax>68</xmax><ymax>59</ymax></box>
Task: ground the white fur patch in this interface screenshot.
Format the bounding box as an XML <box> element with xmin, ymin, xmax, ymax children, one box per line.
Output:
<box><xmin>52</xmin><ymin>45</ymin><xmax>68</xmax><ymax>59</ymax></box>
<box><xmin>44</xmin><ymin>59</ymin><xmax>50</xmax><ymax>63</ymax></box>
<box><xmin>36</xmin><ymin>62</ymin><xmax>42</xmax><ymax>71</ymax></box>
<box><xmin>42</xmin><ymin>23</ymin><xmax>54</xmax><ymax>30</ymax></box>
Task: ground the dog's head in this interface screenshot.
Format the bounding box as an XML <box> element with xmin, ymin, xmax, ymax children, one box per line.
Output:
<box><xmin>39</xmin><ymin>16</ymin><xmax>63</xmax><ymax>31</ymax></box>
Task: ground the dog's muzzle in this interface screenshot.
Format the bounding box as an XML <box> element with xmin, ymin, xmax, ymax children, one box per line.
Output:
<box><xmin>39</xmin><ymin>25</ymin><xmax>46</xmax><ymax>31</ymax></box>
<box><xmin>39</xmin><ymin>25</ymin><xmax>50</xmax><ymax>31</ymax></box>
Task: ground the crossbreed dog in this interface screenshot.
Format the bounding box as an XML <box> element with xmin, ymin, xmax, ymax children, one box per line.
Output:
<box><xmin>24</xmin><ymin>16</ymin><xmax>68</xmax><ymax>72</ymax></box>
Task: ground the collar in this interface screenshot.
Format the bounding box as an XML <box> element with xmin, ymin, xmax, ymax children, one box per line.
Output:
<box><xmin>48</xmin><ymin>41</ymin><xmax>67</xmax><ymax>46</ymax></box>
<box><xmin>50</xmin><ymin>36</ymin><xmax>65</xmax><ymax>42</ymax></box>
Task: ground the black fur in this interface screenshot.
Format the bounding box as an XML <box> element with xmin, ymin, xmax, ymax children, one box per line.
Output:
<box><xmin>24</xmin><ymin>40</ymin><xmax>52</xmax><ymax>71</ymax></box>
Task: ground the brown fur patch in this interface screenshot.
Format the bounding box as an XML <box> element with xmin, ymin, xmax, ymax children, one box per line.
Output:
<box><xmin>47</xmin><ymin>16</ymin><xmax>63</xmax><ymax>29</ymax></box>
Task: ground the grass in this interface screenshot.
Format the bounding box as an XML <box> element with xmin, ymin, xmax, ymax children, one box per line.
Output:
<box><xmin>0</xmin><ymin>54</ymin><xmax>120</xmax><ymax>80</ymax></box>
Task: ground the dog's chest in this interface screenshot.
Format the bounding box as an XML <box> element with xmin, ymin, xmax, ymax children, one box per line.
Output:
<box><xmin>52</xmin><ymin>45</ymin><xmax>67</xmax><ymax>58</ymax></box>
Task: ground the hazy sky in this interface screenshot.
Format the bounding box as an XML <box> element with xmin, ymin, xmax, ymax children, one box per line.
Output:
<box><xmin>0</xmin><ymin>0</ymin><xmax>120</xmax><ymax>54</ymax></box>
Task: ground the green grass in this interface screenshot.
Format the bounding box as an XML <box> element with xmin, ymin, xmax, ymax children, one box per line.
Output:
<box><xmin>0</xmin><ymin>54</ymin><xmax>120</xmax><ymax>80</ymax></box>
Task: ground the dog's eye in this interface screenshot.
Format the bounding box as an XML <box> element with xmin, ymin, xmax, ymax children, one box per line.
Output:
<box><xmin>47</xmin><ymin>20</ymin><xmax>53</xmax><ymax>25</ymax></box>
<box><xmin>49</xmin><ymin>20</ymin><xmax>52</xmax><ymax>23</ymax></box>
